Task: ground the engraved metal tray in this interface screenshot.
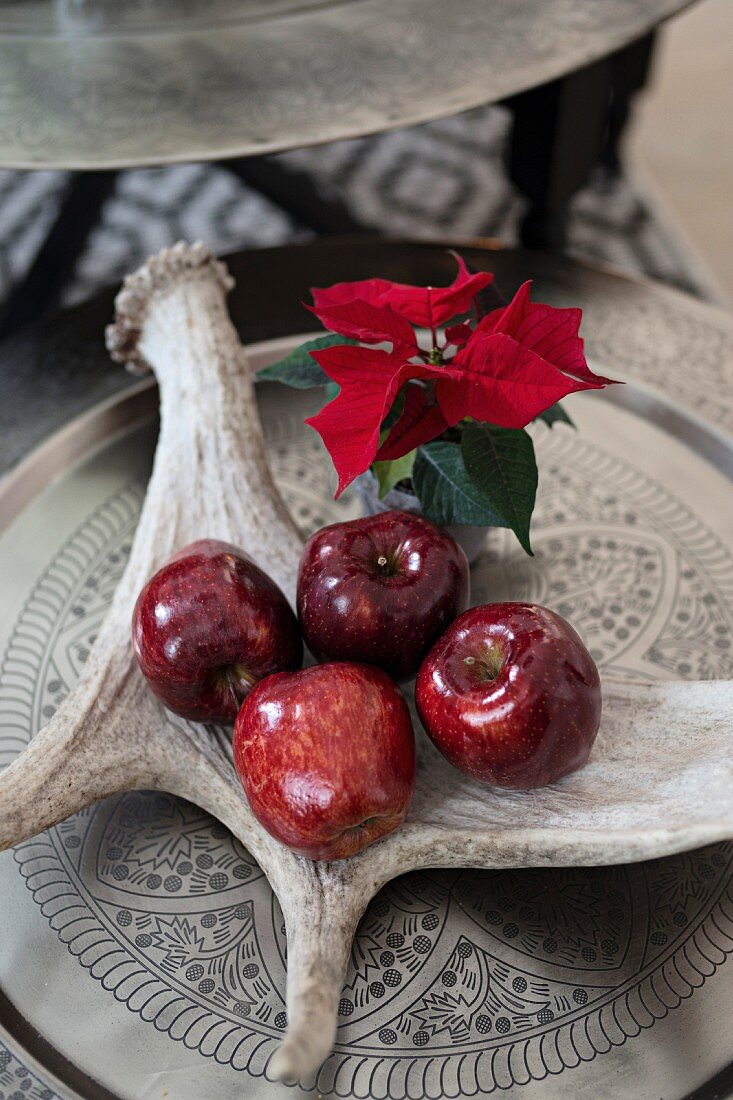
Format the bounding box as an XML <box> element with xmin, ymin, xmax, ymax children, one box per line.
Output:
<box><xmin>0</xmin><ymin>246</ymin><xmax>732</xmax><ymax>1099</ymax></box>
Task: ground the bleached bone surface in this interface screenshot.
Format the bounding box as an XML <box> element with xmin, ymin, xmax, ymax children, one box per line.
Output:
<box><xmin>0</xmin><ymin>242</ymin><xmax>731</xmax><ymax>1084</ymax></box>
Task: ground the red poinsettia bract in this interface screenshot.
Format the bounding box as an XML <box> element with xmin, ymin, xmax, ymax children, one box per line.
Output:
<box><xmin>305</xmin><ymin>259</ymin><xmax>616</xmax><ymax>497</ymax></box>
<box><xmin>309</xmin><ymin>254</ymin><xmax>493</xmax><ymax>329</ymax></box>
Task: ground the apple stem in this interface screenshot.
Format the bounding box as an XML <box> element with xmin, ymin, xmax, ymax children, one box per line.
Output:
<box><xmin>225</xmin><ymin>663</ymin><xmax>257</xmax><ymax>706</ymax></box>
<box><xmin>374</xmin><ymin>551</ymin><xmax>399</xmax><ymax>576</ymax></box>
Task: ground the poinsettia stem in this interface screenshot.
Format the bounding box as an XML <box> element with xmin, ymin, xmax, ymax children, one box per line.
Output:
<box><xmin>426</xmin><ymin>286</ymin><xmax>437</xmax><ymax>349</ymax></box>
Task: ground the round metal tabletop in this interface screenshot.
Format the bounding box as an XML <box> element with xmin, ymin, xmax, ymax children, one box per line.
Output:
<box><xmin>0</xmin><ymin>0</ymin><xmax>692</xmax><ymax>169</ymax></box>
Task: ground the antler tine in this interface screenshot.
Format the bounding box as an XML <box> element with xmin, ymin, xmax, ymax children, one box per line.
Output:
<box><xmin>266</xmin><ymin>864</ymin><xmax>370</xmax><ymax>1084</ymax></box>
<box><xmin>0</xmin><ymin>631</ymin><xmax>146</xmax><ymax>850</ymax></box>
<box><xmin>106</xmin><ymin>239</ymin><xmax>304</xmax><ymax>602</ymax></box>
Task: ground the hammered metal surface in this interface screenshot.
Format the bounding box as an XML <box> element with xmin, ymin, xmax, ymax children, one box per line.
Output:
<box><xmin>0</xmin><ymin>361</ymin><xmax>731</xmax><ymax>1098</ymax></box>
<box><xmin>0</xmin><ymin>0</ymin><xmax>691</xmax><ymax>168</ymax></box>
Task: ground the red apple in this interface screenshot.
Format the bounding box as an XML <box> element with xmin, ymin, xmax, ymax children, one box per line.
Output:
<box><xmin>296</xmin><ymin>511</ymin><xmax>469</xmax><ymax>680</ymax></box>
<box><xmin>233</xmin><ymin>663</ymin><xmax>416</xmax><ymax>860</ymax></box>
<box><xmin>132</xmin><ymin>539</ymin><xmax>302</xmax><ymax>723</ymax></box>
<box><xmin>415</xmin><ymin>603</ymin><xmax>601</xmax><ymax>789</ymax></box>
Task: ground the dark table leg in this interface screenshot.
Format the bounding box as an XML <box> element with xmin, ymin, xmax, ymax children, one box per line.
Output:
<box><xmin>504</xmin><ymin>32</ymin><xmax>657</xmax><ymax>250</ymax></box>
<box><xmin>0</xmin><ymin>170</ymin><xmax>118</xmax><ymax>341</ymax></box>
<box><xmin>225</xmin><ymin>156</ymin><xmax>373</xmax><ymax>237</ymax></box>
<box><xmin>504</xmin><ymin>57</ymin><xmax>613</xmax><ymax>250</ymax></box>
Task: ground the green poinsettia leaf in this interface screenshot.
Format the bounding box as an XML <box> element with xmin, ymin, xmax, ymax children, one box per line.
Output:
<box><xmin>535</xmin><ymin>402</ymin><xmax>575</xmax><ymax>429</ymax></box>
<box><xmin>412</xmin><ymin>442</ymin><xmax>505</xmax><ymax>528</ymax></box>
<box><xmin>256</xmin><ymin>335</ymin><xmax>357</xmax><ymax>388</ymax></box>
<box><xmin>324</xmin><ymin>381</ymin><xmax>340</xmax><ymax>404</ymax></box>
<box><xmin>372</xmin><ymin>450</ymin><xmax>417</xmax><ymax>499</ymax></box>
<box><xmin>461</xmin><ymin>423</ymin><xmax>537</xmax><ymax>554</ymax></box>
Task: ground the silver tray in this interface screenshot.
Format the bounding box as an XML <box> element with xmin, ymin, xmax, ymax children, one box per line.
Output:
<box><xmin>0</xmin><ymin>317</ymin><xmax>732</xmax><ymax>1099</ymax></box>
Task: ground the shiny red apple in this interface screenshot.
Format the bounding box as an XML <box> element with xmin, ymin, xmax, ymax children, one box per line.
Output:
<box><xmin>415</xmin><ymin>603</ymin><xmax>601</xmax><ymax>789</ymax></box>
<box><xmin>296</xmin><ymin>511</ymin><xmax>469</xmax><ymax>680</ymax></box>
<box><xmin>132</xmin><ymin>539</ymin><xmax>302</xmax><ymax>723</ymax></box>
<box><xmin>233</xmin><ymin>662</ymin><xmax>416</xmax><ymax>860</ymax></box>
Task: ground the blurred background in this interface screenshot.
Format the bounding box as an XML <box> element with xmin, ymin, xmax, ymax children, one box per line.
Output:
<box><xmin>629</xmin><ymin>0</ymin><xmax>732</xmax><ymax>302</ymax></box>
<box><xmin>0</xmin><ymin>0</ymin><xmax>730</xmax><ymax>333</ymax></box>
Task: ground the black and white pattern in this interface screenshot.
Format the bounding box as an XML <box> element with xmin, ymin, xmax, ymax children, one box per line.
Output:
<box><xmin>0</xmin><ymin>105</ymin><xmax>717</xmax><ymax>312</ymax></box>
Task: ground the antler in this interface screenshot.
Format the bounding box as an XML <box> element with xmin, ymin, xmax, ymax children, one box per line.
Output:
<box><xmin>104</xmin><ymin>239</ymin><xmax>303</xmax><ymax>599</ymax></box>
<box><xmin>0</xmin><ymin>242</ymin><xmax>364</xmax><ymax>1083</ymax></box>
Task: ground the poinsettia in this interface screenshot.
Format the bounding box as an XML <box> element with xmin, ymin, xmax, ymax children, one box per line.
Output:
<box><xmin>257</xmin><ymin>255</ymin><xmax>619</xmax><ymax>553</ymax></box>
